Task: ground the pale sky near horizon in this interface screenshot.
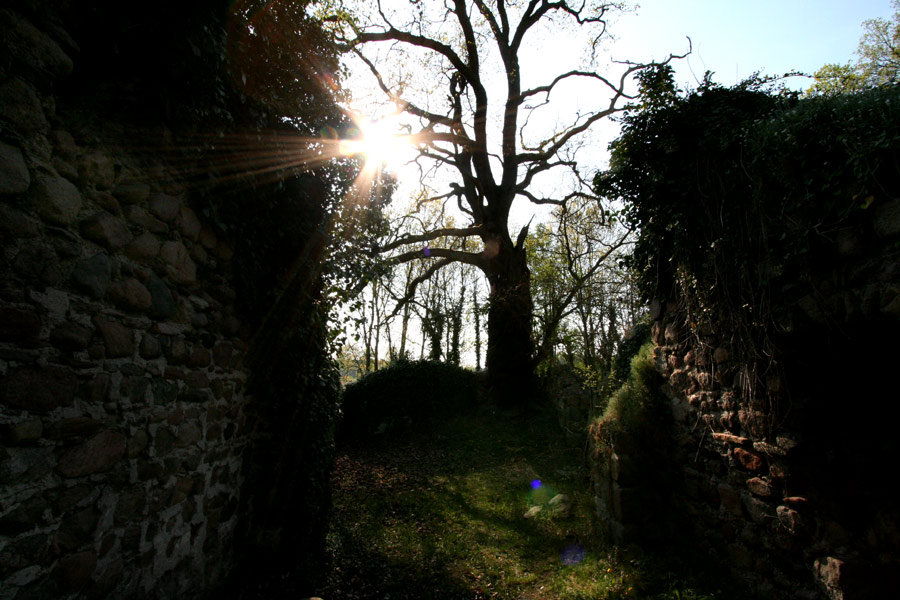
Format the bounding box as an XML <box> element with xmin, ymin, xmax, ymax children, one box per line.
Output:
<box><xmin>612</xmin><ymin>0</ymin><xmax>895</xmax><ymax>91</ymax></box>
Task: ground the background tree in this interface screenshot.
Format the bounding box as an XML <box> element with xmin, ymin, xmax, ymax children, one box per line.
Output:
<box><xmin>326</xmin><ymin>0</ymin><xmax>684</xmax><ymax>403</ymax></box>
<box><xmin>809</xmin><ymin>0</ymin><xmax>900</xmax><ymax>94</ymax></box>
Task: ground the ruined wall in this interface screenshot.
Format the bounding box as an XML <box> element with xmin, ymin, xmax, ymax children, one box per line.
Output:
<box><xmin>588</xmin><ymin>195</ymin><xmax>900</xmax><ymax>598</ymax></box>
<box><xmin>0</xmin><ymin>5</ymin><xmax>256</xmax><ymax>598</ymax></box>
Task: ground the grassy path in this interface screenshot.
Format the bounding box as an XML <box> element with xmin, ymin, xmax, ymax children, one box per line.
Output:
<box><xmin>320</xmin><ymin>404</ymin><xmax>728</xmax><ymax>600</ymax></box>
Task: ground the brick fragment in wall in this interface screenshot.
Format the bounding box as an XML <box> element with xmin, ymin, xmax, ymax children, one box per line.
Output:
<box><xmin>733</xmin><ymin>447</ymin><xmax>765</xmax><ymax>472</ymax></box>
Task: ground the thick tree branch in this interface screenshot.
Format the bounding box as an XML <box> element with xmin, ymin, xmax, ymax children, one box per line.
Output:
<box><xmin>380</xmin><ymin>226</ymin><xmax>483</xmax><ymax>252</ymax></box>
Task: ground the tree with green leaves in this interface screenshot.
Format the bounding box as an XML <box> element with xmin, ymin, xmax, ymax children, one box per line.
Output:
<box><xmin>323</xmin><ymin>0</ymin><xmax>685</xmax><ymax>403</ymax></box>
<box><xmin>809</xmin><ymin>0</ymin><xmax>900</xmax><ymax>94</ymax></box>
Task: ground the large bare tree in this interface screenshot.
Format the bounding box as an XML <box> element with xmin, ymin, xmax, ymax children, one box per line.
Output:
<box><xmin>326</xmin><ymin>0</ymin><xmax>683</xmax><ymax>403</ymax></box>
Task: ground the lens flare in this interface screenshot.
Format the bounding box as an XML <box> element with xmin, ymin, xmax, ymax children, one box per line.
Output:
<box><xmin>531</xmin><ymin>479</ymin><xmax>542</xmax><ymax>490</ymax></box>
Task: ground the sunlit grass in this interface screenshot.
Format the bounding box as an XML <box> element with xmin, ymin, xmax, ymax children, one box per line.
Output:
<box><xmin>324</xmin><ymin>403</ymin><xmax>732</xmax><ymax>600</ymax></box>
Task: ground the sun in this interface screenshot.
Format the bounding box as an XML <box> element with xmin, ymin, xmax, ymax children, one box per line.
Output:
<box><xmin>340</xmin><ymin>114</ymin><xmax>415</xmax><ymax>173</ymax></box>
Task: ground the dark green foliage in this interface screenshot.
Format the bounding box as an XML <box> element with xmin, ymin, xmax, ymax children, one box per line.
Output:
<box><xmin>339</xmin><ymin>360</ymin><xmax>481</xmax><ymax>443</ymax></box>
<box><xmin>610</xmin><ymin>315</ymin><xmax>653</xmax><ymax>386</ymax></box>
<box><xmin>597</xmin><ymin>81</ymin><xmax>900</xmax><ymax>359</ymax></box>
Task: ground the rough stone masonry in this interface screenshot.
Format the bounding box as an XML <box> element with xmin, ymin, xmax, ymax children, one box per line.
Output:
<box><xmin>1</xmin><ymin>5</ymin><xmax>254</xmax><ymax>598</ymax></box>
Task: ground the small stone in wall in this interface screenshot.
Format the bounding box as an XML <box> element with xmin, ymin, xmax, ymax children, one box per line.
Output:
<box><xmin>160</xmin><ymin>241</ymin><xmax>197</xmax><ymax>285</ymax></box>
<box><xmin>113</xmin><ymin>182</ymin><xmax>151</xmax><ymax>205</ymax></box>
<box><xmin>175</xmin><ymin>206</ymin><xmax>202</xmax><ymax>240</ymax></box>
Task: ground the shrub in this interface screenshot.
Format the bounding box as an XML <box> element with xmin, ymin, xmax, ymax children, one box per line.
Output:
<box><xmin>339</xmin><ymin>360</ymin><xmax>481</xmax><ymax>443</ymax></box>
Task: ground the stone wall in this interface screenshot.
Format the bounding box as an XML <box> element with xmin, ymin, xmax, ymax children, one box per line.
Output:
<box><xmin>0</xmin><ymin>5</ymin><xmax>255</xmax><ymax>598</ymax></box>
<box><xmin>588</xmin><ymin>193</ymin><xmax>900</xmax><ymax>597</ymax></box>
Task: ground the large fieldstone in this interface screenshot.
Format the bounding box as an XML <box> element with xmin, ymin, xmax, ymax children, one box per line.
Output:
<box><xmin>160</xmin><ymin>240</ymin><xmax>196</xmax><ymax>285</ymax></box>
<box><xmin>0</xmin><ymin>8</ymin><xmax>73</xmax><ymax>87</ymax></box>
<box><xmin>0</xmin><ymin>203</ymin><xmax>39</xmax><ymax>237</ymax></box>
<box><xmin>30</xmin><ymin>174</ymin><xmax>82</xmax><ymax>225</ymax></box>
<box><xmin>57</xmin><ymin>430</ymin><xmax>126</xmax><ymax>477</ymax></box>
<box><xmin>147</xmin><ymin>274</ymin><xmax>175</xmax><ymax>319</ymax></box>
<box><xmin>0</xmin><ymin>77</ymin><xmax>48</xmax><ymax>134</ymax></box>
<box><xmin>149</xmin><ymin>193</ymin><xmax>182</xmax><ymax>222</ymax></box>
<box><xmin>0</xmin><ymin>365</ymin><xmax>78</xmax><ymax>412</ymax></box>
<box><xmin>49</xmin><ymin>322</ymin><xmax>93</xmax><ymax>351</ymax></box>
<box><xmin>0</xmin><ymin>140</ymin><xmax>30</xmax><ymax>194</ymax></box>
<box><xmin>92</xmin><ymin>317</ymin><xmax>133</xmax><ymax>358</ymax></box>
<box><xmin>80</xmin><ymin>212</ymin><xmax>133</xmax><ymax>250</ymax></box>
<box><xmin>124</xmin><ymin>231</ymin><xmax>161</xmax><ymax>262</ymax></box>
<box><xmin>71</xmin><ymin>253</ymin><xmax>112</xmax><ymax>298</ymax></box>
<box><xmin>108</xmin><ymin>277</ymin><xmax>152</xmax><ymax>312</ymax></box>
<box><xmin>0</xmin><ymin>306</ymin><xmax>41</xmax><ymax>342</ymax></box>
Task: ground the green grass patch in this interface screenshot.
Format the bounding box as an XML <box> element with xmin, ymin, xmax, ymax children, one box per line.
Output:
<box><xmin>322</xmin><ymin>400</ymin><xmax>736</xmax><ymax>599</ymax></box>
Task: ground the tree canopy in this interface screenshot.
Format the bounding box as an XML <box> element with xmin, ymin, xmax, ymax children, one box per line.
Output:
<box><xmin>322</xmin><ymin>0</ymin><xmax>685</xmax><ymax>401</ymax></box>
<box><xmin>809</xmin><ymin>0</ymin><xmax>900</xmax><ymax>94</ymax></box>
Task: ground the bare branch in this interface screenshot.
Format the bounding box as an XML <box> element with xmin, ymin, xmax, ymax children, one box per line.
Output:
<box><xmin>380</xmin><ymin>226</ymin><xmax>483</xmax><ymax>252</ymax></box>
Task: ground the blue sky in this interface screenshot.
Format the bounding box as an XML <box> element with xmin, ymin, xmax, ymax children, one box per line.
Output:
<box><xmin>612</xmin><ymin>0</ymin><xmax>896</xmax><ymax>90</ymax></box>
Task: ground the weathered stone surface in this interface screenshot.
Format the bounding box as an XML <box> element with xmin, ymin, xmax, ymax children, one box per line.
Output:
<box><xmin>50</xmin><ymin>129</ymin><xmax>77</xmax><ymax>161</ymax></box>
<box><xmin>113</xmin><ymin>182</ymin><xmax>150</xmax><ymax>205</ymax></box>
<box><xmin>108</xmin><ymin>277</ymin><xmax>152</xmax><ymax>312</ymax></box>
<box><xmin>49</xmin><ymin>322</ymin><xmax>93</xmax><ymax>351</ymax></box>
<box><xmin>149</xmin><ymin>193</ymin><xmax>182</xmax><ymax>221</ymax></box>
<box><xmin>147</xmin><ymin>274</ymin><xmax>175</xmax><ymax>319</ymax></box>
<box><xmin>0</xmin><ymin>203</ymin><xmax>39</xmax><ymax>238</ymax></box>
<box><xmin>71</xmin><ymin>253</ymin><xmax>112</xmax><ymax>298</ymax></box>
<box><xmin>0</xmin><ymin>77</ymin><xmax>48</xmax><ymax>134</ymax></box>
<box><xmin>718</xmin><ymin>483</ymin><xmax>743</xmax><ymax>517</ymax></box>
<box><xmin>54</xmin><ymin>550</ymin><xmax>96</xmax><ymax>592</ymax></box>
<box><xmin>124</xmin><ymin>205</ymin><xmax>167</xmax><ymax>233</ymax></box>
<box><xmin>92</xmin><ymin>317</ymin><xmax>133</xmax><ymax>358</ymax></box>
<box><xmin>0</xmin><ymin>496</ymin><xmax>49</xmax><ymax>534</ymax></box>
<box><xmin>80</xmin><ymin>212</ymin><xmax>133</xmax><ymax>250</ymax></box>
<box><xmin>0</xmin><ymin>8</ymin><xmax>74</xmax><ymax>86</ymax></box>
<box><xmin>0</xmin><ymin>140</ymin><xmax>31</xmax><ymax>194</ymax></box>
<box><xmin>87</xmin><ymin>189</ymin><xmax>119</xmax><ymax>213</ymax></box>
<box><xmin>30</xmin><ymin>174</ymin><xmax>82</xmax><ymax>225</ymax></box>
<box><xmin>175</xmin><ymin>206</ymin><xmax>202</xmax><ymax>240</ymax></box>
<box><xmin>212</xmin><ymin>342</ymin><xmax>233</xmax><ymax>367</ymax></box>
<box><xmin>47</xmin><ymin>225</ymin><xmax>82</xmax><ymax>256</ymax></box>
<box><xmin>176</xmin><ymin>422</ymin><xmax>202</xmax><ymax>447</ymax></box>
<box><xmin>160</xmin><ymin>241</ymin><xmax>197</xmax><ymax>285</ymax></box>
<box><xmin>185</xmin><ymin>371</ymin><xmax>209</xmax><ymax>389</ymax></box>
<box><xmin>0</xmin><ymin>306</ymin><xmax>41</xmax><ymax>342</ymax></box>
<box><xmin>57</xmin><ymin>430</ymin><xmax>126</xmax><ymax>477</ymax></box>
<box><xmin>139</xmin><ymin>333</ymin><xmax>162</xmax><ymax>358</ymax></box>
<box><xmin>188</xmin><ymin>345</ymin><xmax>211</xmax><ymax>368</ymax></box>
<box><xmin>13</xmin><ymin>241</ymin><xmax>62</xmax><ymax>285</ymax></box>
<box><xmin>874</xmin><ymin>198</ymin><xmax>900</xmax><ymax>238</ymax></box>
<box><xmin>3</xmin><ymin>419</ymin><xmax>43</xmax><ymax>445</ymax></box>
<box><xmin>78</xmin><ymin>151</ymin><xmax>115</xmax><ymax>189</ymax></box>
<box><xmin>746</xmin><ymin>477</ymin><xmax>773</xmax><ymax>497</ymax></box>
<box><xmin>151</xmin><ymin>378</ymin><xmax>178</xmax><ymax>404</ymax></box>
<box><xmin>45</xmin><ymin>418</ymin><xmax>104</xmax><ymax>440</ymax></box>
<box><xmin>124</xmin><ymin>231</ymin><xmax>162</xmax><ymax>262</ymax></box>
<box><xmin>0</xmin><ymin>365</ymin><xmax>78</xmax><ymax>412</ymax></box>
<box><xmin>199</xmin><ymin>224</ymin><xmax>217</xmax><ymax>249</ymax></box>
<box><xmin>733</xmin><ymin>448</ymin><xmax>764</xmax><ymax>472</ymax></box>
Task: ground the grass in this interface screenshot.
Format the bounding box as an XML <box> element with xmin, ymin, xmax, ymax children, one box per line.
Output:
<box><xmin>321</xmin><ymin>401</ymin><xmax>733</xmax><ymax>600</ymax></box>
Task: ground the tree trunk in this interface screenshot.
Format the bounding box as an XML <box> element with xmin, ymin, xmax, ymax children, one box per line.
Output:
<box><xmin>485</xmin><ymin>239</ymin><xmax>536</xmax><ymax>406</ymax></box>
